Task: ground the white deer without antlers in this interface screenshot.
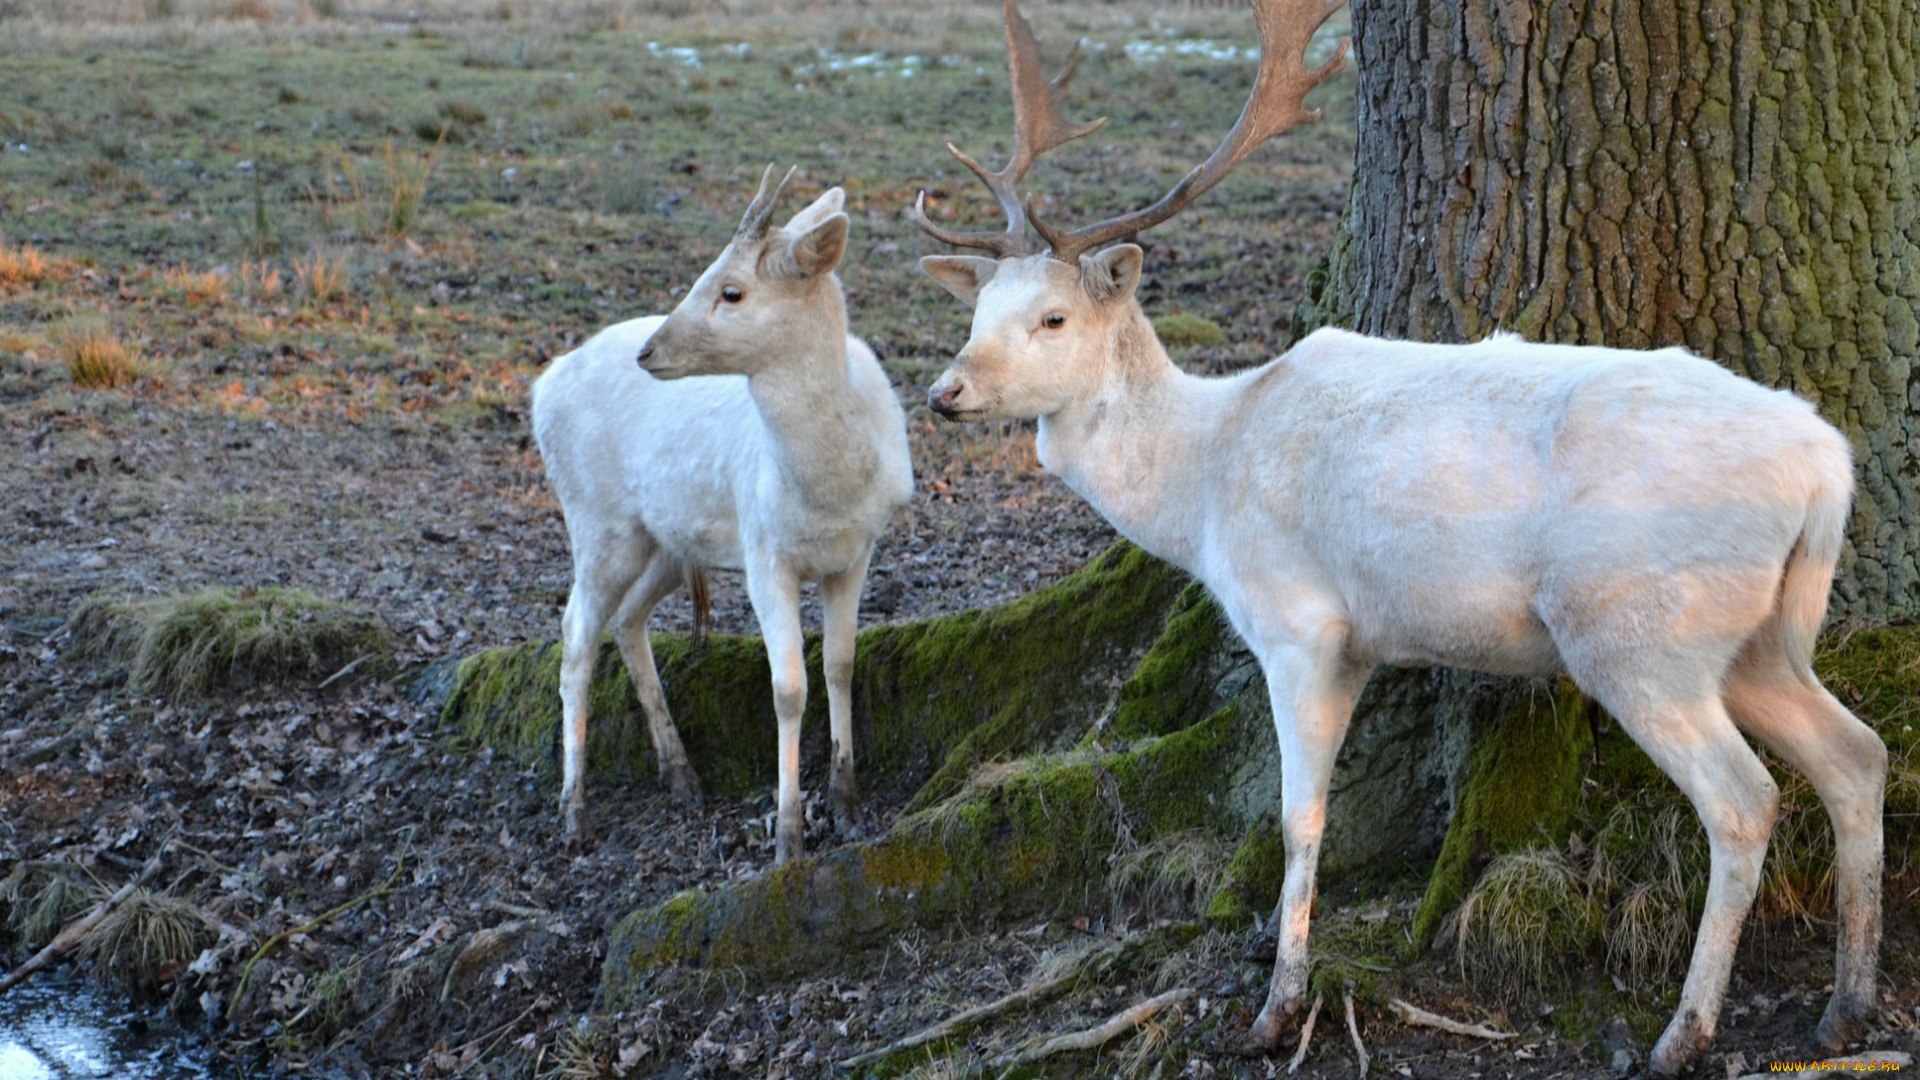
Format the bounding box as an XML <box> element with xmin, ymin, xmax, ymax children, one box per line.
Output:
<box><xmin>532</xmin><ymin>167</ymin><xmax>913</xmax><ymax>863</ymax></box>
<box><xmin>913</xmin><ymin>2</ymin><xmax>1886</xmax><ymax>1073</ymax></box>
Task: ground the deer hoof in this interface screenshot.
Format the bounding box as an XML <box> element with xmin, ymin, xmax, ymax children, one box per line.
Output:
<box><xmin>1814</xmin><ymin>998</ymin><xmax>1868</xmax><ymax>1055</ymax></box>
<box><xmin>663</xmin><ymin>763</ymin><xmax>706</xmax><ymax>806</ymax></box>
<box><xmin>562</xmin><ymin>807</ymin><xmax>591</xmax><ymax>849</ymax></box>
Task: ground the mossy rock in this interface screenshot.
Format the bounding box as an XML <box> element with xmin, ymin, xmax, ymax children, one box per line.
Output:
<box><xmin>439</xmin><ymin>542</ymin><xmax>1190</xmax><ymax>802</ymax></box>
<box><xmin>70</xmin><ymin>586</ymin><xmax>393</xmax><ymax>700</ymax></box>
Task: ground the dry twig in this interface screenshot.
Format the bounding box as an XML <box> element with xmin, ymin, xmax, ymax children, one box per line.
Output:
<box><xmin>0</xmin><ymin>843</ymin><xmax>168</xmax><ymax>995</ymax></box>
<box><xmin>1388</xmin><ymin>998</ymin><xmax>1516</xmax><ymax>1041</ymax></box>
<box><xmin>1288</xmin><ymin>991</ymin><xmax>1325</xmax><ymax>1074</ymax></box>
<box><xmin>982</xmin><ymin>986</ymin><xmax>1193</xmax><ymax>1072</ymax></box>
<box><xmin>837</xmin><ymin>940</ymin><xmax>1126</xmax><ymax>1070</ymax></box>
<box><xmin>227</xmin><ymin>858</ymin><xmax>406</xmax><ymax>1021</ymax></box>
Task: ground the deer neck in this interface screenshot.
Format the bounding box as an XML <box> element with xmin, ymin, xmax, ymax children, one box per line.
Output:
<box><xmin>743</xmin><ymin>282</ymin><xmax>877</xmax><ymax>507</ymax></box>
<box><xmin>1035</xmin><ymin>306</ymin><xmax>1215</xmax><ymax>572</ymax></box>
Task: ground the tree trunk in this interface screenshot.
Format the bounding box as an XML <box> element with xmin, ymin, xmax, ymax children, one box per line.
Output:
<box><xmin>1299</xmin><ymin>0</ymin><xmax>1920</xmax><ymax>620</ymax></box>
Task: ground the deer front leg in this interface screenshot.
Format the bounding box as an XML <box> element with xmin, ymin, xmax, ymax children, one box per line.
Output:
<box><xmin>819</xmin><ymin>546</ymin><xmax>872</xmax><ymax>838</ymax></box>
<box><xmin>747</xmin><ymin>562</ymin><xmax>809</xmax><ymax>865</ymax></box>
<box><xmin>1243</xmin><ymin>626</ymin><xmax>1367</xmax><ymax>1053</ymax></box>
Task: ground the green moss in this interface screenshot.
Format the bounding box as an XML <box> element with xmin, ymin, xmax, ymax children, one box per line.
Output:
<box><xmin>1412</xmin><ymin>679</ymin><xmax>1592</xmax><ymax>946</ymax></box>
<box><xmin>70</xmin><ymin>587</ymin><xmax>393</xmax><ymax>700</ymax></box>
<box><xmin>442</xmin><ymin>542</ymin><xmax>1189</xmax><ymax>803</ymax></box>
<box><xmin>1108</xmin><ymin>583</ymin><xmax>1237</xmax><ymax>741</ymax></box>
<box><xmin>1150</xmin><ymin>311</ymin><xmax>1227</xmax><ymax>347</ymax></box>
<box><xmin>602</xmin><ymin>708</ymin><xmax>1245</xmax><ymax>1002</ymax></box>
<box><xmin>1203</xmin><ymin>815</ymin><xmax>1285</xmax><ymax>930</ymax></box>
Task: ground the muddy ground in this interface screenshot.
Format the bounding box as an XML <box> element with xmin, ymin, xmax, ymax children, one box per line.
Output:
<box><xmin>2</xmin><ymin>2</ymin><xmax>1918</xmax><ymax>1078</ymax></box>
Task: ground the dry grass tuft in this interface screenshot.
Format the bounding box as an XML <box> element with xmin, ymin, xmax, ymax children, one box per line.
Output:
<box><xmin>1449</xmin><ymin>847</ymin><xmax>1601</xmax><ymax>999</ymax></box>
<box><xmin>332</xmin><ymin>138</ymin><xmax>440</xmax><ymax>236</ymax></box>
<box><xmin>292</xmin><ymin>247</ymin><xmax>350</xmax><ymax>305</ymax></box>
<box><xmin>540</xmin><ymin>1018</ymin><xmax>616</xmax><ymax>1080</ymax></box>
<box><xmin>80</xmin><ymin>888</ymin><xmax>208</xmax><ymax>991</ymax></box>
<box><xmin>0</xmin><ymin>243</ymin><xmax>51</xmax><ymax>289</ymax></box>
<box><xmin>2</xmin><ymin>864</ymin><xmax>104</xmax><ymax>947</ymax></box>
<box><xmin>163</xmin><ymin>263</ymin><xmax>227</xmax><ymax>305</ymax></box>
<box><xmin>225</xmin><ymin>0</ymin><xmax>273</xmax><ymax>22</ymax></box>
<box><xmin>1107</xmin><ymin>829</ymin><xmax>1232</xmax><ymax>918</ymax></box>
<box><xmin>71</xmin><ymin>586</ymin><xmax>394</xmax><ymax>700</ymax></box>
<box><xmin>55</xmin><ymin>318</ymin><xmax>140</xmax><ymax>389</ymax></box>
<box><xmin>236</xmin><ymin>259</ymin><xmax>284</xmax><ymax>301</ymax></box>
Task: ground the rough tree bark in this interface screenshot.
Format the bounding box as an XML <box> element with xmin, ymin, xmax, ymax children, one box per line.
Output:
<box><xmin>1298</xmin><ymin>0</ymin><xmax>1920</xmax><ymax>618</ymax></box>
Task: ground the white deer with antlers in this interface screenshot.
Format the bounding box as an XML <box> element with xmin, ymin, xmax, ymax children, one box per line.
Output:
<box><xmin>911</xmin><ymin>2</ymin><xmax>1886</xmax><ymax>1072</ymax></box>
<box><xmin>533</xmin><ymin>167</ymin><xmax>913</xmax><ymax>863</ymax></box>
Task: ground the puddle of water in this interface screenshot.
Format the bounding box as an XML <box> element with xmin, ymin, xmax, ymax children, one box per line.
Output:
<box><xmin>0</xmin><ymin>975</ymin><xmax>225</xmax><ymax>1080</ymax></box>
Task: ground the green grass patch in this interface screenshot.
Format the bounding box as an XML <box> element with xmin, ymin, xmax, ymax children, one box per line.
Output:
<box><xmin>71</xmin><ymin>586</ymin><xmax>394</xmax><ymax>700</ymax></box>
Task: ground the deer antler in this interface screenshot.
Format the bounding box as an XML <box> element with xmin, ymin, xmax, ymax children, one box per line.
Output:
<box><xmin>1030</xmin><ymin>0</ymin><xmax>1349</xmax><ymax>264</ymax></box>
<box><xmin>738</xmin><ymin>163</ymin><xmax>798</xmax><ymax>240</ymax></box>
<box><xmin>910</xmin><ymin>0</ymin><xmax>1108</xmax><ymax>258</ymax></box>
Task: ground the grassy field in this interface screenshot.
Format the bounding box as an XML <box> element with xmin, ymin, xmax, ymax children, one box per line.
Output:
<box><xmin>0</xmin><ymin>0</ymin><xmax>1354</xmax><ymax>435</ymax></box>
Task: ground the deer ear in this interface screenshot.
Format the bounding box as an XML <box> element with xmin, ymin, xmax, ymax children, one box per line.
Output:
<box><xmin>785</xmin><ymin>187</ymin><xmax>846</xmax><ymax>234</ymax></box>
<box><xmin>919</xmin><ymin>255</ymin><xmax>999</xmax><ymax>307</ymax></box>
<box><xmin>775</xmin><ymin>212</ymin><xmax>850</xmax><ymax>278</ymax></box>
<box><xmin>1081</xmin><ymin>244</ymin><xmax>1143</xmax><ymax>305</ymax></box>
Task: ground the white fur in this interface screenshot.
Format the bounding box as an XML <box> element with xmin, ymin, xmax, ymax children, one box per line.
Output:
<box><xmin>922</xmin><ymin>250</ymin><xmax>1886</xmax><ymax>1074</ymax></box>
<box><xmin>535</xmin><ymin>187</ymin><xmax>913</xmax><ymax>862</ymax></box>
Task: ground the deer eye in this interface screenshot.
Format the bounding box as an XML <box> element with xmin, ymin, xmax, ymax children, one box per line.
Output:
<box><xmin>1042</xmin><ymin>312</ymin><xmax>1066</xmax><ymax>329</ymax></box>
<box><xmin>721</xmin><ymin>285</ymin><xmax>744</xmax><ymax>304</ymax></box>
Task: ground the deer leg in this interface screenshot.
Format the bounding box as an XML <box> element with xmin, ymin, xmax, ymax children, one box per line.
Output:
<box><xmin>1724</xmin><ymin>649</ymin><xmax>1887</xmax><ymax>1051</ymax></box>
<box><xmin>819</xmin><ymin>546</ymin><xmax>872</xmax><ymax>839</ymax></box>
<box><xmin>558</xmin><ymin>553</ymin><xmax>642</xmax><ymax>844</ymax></box>
<box><xmin>613</xmin><ymin>556</ymin><xmax>705</xmax><ymax>805</ymax></box>
<box><xmin>1246</xmin><ymin>627</ymin><xmax>1366</xmax><ymax>1053</ymax></box>
<box><xmin>747</xmin><ymin>563</ymin><xmax>808</xmax><ymax>865</ymax></box>
<box><xmin>1577</xmin><ymin>670</ymin><xmax>1778</xmax><ymax>1076</ymax></box>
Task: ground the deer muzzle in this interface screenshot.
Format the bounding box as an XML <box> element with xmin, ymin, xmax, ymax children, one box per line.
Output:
<box><xmin>928</xmin><ymin>376</ymin><xmax>968</xmax><ymax>418</ymax></box>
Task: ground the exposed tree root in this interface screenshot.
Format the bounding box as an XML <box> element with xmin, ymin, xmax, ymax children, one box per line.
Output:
<box><xmin>980</xmin><ymin>986</ymin><xmax>1193</xmax><ymax>1074</ymax></box>
<box><xmin>837</xmin><ymin>940</ymin><xmax>1127</xmax><ymax>1070</ymax></box>
<box><xmin>1288</xmin><ymin>991</ymin><xmax>1325</xmax><ymax>1074</ymax></box>
<box><xmin>1344</xmin><ymin>990</ymin><xmax>1369</xmax><ymax>1079</ymax></box>
<box><xmin>1387</xmin><ymin>997</ymin><xmax>1515</xmax><ymax>1041</ymax></box>
<box><xmin>0</xmin><ymin>842</ymin><xmax>168</xmax><ymax>995</ymax></box>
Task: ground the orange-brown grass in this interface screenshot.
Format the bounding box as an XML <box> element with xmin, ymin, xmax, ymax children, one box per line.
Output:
<box><xmin>57</xmin><ymin>320</ymin><xmax>140</xmax><ymax>389</ymax></box>
<box><xmin>292</xmin><ymin>248</ymin><xmax>350</xmax><ymax>305</ymax></box>
<box><xmin>237</xmin><ymin>260</ymin><xmax>284</xmax><ymax>301</ymax></box>
<box><xmin>163</xmin><ymin>264</ymin><xmax>226</xmax><ymax>306</ymax></box>
<box><xmin>0</xmin><ymin>244</ymin><xmax>51</xmax><ymax>289</ymax></box>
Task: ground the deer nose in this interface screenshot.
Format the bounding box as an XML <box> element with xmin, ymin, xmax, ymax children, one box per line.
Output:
<box><xmin>929</xmin><ymin>381</ymin><xmax>965</xmax><ymax>417</ymax></box>
<box><xmin>636</xmin><ymin>343</ymin><xmax>655</xmax><ymax>368</ymax></box>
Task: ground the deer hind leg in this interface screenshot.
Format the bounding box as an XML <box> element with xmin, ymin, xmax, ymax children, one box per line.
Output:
<box><xmin>558</xmin><ymin>543</ymin><xmax>647</xmax><ymax>843</ymax></box>
<box><xmin>1569</xmin><ymin>655</ymin><xmax>1779</xmax><ymax>1077</ymax></box>
<box><xmin>1723</xmin><ymin>641</ymin><xmax>1887</xmax><ymax>1051</ymax></box>
<box><xmin>818</xmin><ymin>545</ymin><xmax>873</xmax><ymax>839</ymax></box>
<box><xmin>1245</xmin><ymin>628</ymin><xmax>1368</xmax><ymax>1052</ymax></box>
<box><xmin>613</xmin><ymin>555</ymin><xmax>706</xmax><ymax>805</ymax></box>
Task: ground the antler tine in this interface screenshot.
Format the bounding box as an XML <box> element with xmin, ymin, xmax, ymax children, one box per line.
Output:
<box><xmin>737</xmin><ymin>163</ymin><xmax>799</xmax><ymax>240</ymax></box>
<box><xmin>910</xmin><ymin>0</ymin><xmax>1108</xmax><ymax>257</ymax></box>
<box><xmin>1033</xmin><ymin>0</ymin><xmax>1349</xmax><ymax>264</ymax></box>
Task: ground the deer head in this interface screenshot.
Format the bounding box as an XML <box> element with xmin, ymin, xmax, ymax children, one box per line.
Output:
<box><xmin>639</xmin><ymin>165</ymin><xmax>851</xmax><ymax>380</ymax></box>
<box><xmin>917</xmin><ymin>0</ymin><xmax>1348</xmax><ymax>421</ymax></box>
